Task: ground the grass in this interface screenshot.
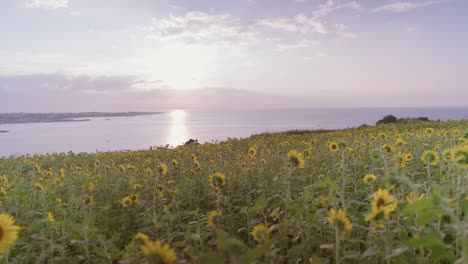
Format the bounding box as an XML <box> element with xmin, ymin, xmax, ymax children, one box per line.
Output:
<box><xmin>0</xmin><ymin>120</ymin><xmax>467</xmax><ymax>263</ymax></box>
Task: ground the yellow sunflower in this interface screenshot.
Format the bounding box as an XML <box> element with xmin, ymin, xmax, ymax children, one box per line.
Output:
<box><xmin>47</xmin><ymin>212</ymin><xmax>55</xmax><ymax>223</ymax></box>
<box><xmin>327</xmin><ymin>208</ymin><xmax>352</xmax><ymax>231</ymax></box>
<box><xmin>121</xmin><ymin>196</ymin><xmax>133</xmax><ymax>208</ymax></box>
<box><xmin>0</xmin><ymin>214</ymin><xmax>21</xmax><ymax>254</ymax></box>
<box><xmin>404</xmin><ymin>153</ymin><xmax>414</xmax><ymax>161</ymax></box>
<box><xmin>381</xmin><ymin>144</ymin><xmax>395</xmax><ymax>153</ymax></box>
<box><xmin>158</xmin><ymin>162</ymin><xmax>168</xmax><ymax>176</ymax></box>
<box><xmin>250</xmin><ymin>224</ymin><xmax>270</xmax><ymax>243</ymax></box>
<box><xmin>421</xmin><ymin>150</ymin><xmax>440</xmax><ymax>166</ymax></box>
<box><xmin>208</xmin><ymin>173</ymin><xmax>226</xmax><ymax>190</ymax></box>
<box><xmin>450</xmin><ymin>145</ymin><xmax>468</xmax><ymax>167</ymax></box>
<box><xmin>248</xmin><ymin>147</ymin><xmax>257</xmax><ymax>159</ymax></box>
<box><xmin>287</xmin><ymin>150</ymin><xmax>305</xmax><ymax>169</ymax></box>
<box><xmin>363</xmin><ymin>173</ymin><xmax>377</xmax><ymax>184</ymax></box>
<box><xmin>140</xmin><ymin>240</ymin><xmax>177</xmax><ymax>264</ymax></box>
<box><xmin>328</xmin><ymin>142</ymin><xmax>340</xmax><ymax>152</ymax></box>
<box><xmin>207</xmin><ymin>210</ymin><xmax>222</xmax><ymax>229</ymax></box>
<box><xmin>394</xmin><ymin>153</ymin><xmax>408</xmax><ymax>168</ymax></box>
<box><xmin>134</xmin><ymin>232</ymin><xmax>150</xmax><ymax>243</ymax></box>
<box><xmin>365</xmin><ymin>189</ymin><xmax>397</xmax><ymax>222</ymax></box>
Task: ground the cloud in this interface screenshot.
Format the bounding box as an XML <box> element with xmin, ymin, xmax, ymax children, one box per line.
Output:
<box><xmin>257</xmin><ymin>1</ymin><xmax>359</xmax><ymax>36</ymax></box>
<box><xmin>146</xmin><ymin>12</ymin><xmax>255</xmax><ymax>43</ymax></box>
<box><xmin>372</xmin><ymin>0</ymin><xmax>449</xmax><ymax>13</ymax></box>
<box><xmin>24</xmin><ymin>0</ymin><xmax>68</xmax><ymax>9</ymax></box>
<box><xmin>0</xmin><ymin>74</ymin><xmax>315</xmax><ymax>111</ymax></box>
<box><xmin>258</xmin><ymin>15</ymin><xmax>328</xmax><ymax>34</ymax></box>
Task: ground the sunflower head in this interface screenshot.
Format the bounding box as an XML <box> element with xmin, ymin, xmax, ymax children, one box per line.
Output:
<box><xmin>207</xmin><ymin>210</ymin><xmax>222</xmax><ymax>229</ymax></box>
<box><xmin>47</xmin><ymin>212</ymin><xmax>55</xmax><ymax>223</ymax></box>
<box><xmin>134</xmin><ymin>232</ymin><xmax>150</xmax><ymax>244</ymax></box>
<box><xmin>328</xmin><ymin>142</ymin><xmax>340</xmax><ymax>152</ymax></box>
<box><xmin>287</xmin><ymin>150</ymin><xmax>305</xmax><ymax>169</ymax></box>
<box><xmin>421</xmin><ymin>150</ymin><xmax>440</xmax><ymax>166</ymax></box>
<box><xmin>404</xmin><ymin>153</ymin><xmax>414</xmax><ymax>161</ymax></box>
<box><xmin>327</xmin><ymin>208</ymin><xmax>352</xmax><ymax>231</ymax></box>
<box><xmin>381</xmin><ymin>144</ymin><xmax>395</xmax><ymax>153</ymax></box>
<box><xmin>121</xmin><ymin>196</ymin><xmax>133</xmax><ymax>208</ymax></box>
<box><xmin>208</xmin><ymin>173</ymin><xmax>226</xmax><ymax>190</ymax></box>
<box><xmin>363</xmin><ymin>173</ymin><xmax>377</xmax><ymax>184</ymax></box>
<box><xmin>450</xmin><ymin>145</ymin><xmax>468</xmax><ymax>167</ymax></box>
<box><xmin>248</xmin><ymin>147</ymin><xmax>257</xmax><ymax>159</ymax></box>
<box><xmin>158</xmin><ymin>162</ymin><xmax>168</xmax><ymax>176</ymax></box>
<box><xmin>140</xmin><ymin>240</ymin><xmax>177</xmax><ymax>264</ymax></box>
<box><xmin>250</xmin><ymin>224</ymin><xmax>270</xmax><ymax>243</ymax></box>
<box><xmin>365</xmin><ymin>189</ymin><xmax>397</xmax><ymax>222</ymax></box>
<box><xmin>0</xmin><ymin>213</ymin><xmax>21</xmax><ymax>254</ymax></box>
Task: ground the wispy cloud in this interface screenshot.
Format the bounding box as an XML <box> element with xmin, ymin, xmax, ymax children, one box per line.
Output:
<box><xmin>24</xmin><ymin>0</ymin><xmax>68</xmax><ymax>9</ymax></box>
<box><xmin>372</xmin><ymin>0</ymin><xmax>450</xmax><ymax>13</ymax></box>
<box><xmin>146</xmin><ymin>12</ymin><xmax>255</xmax><ymax>43</ymax></box>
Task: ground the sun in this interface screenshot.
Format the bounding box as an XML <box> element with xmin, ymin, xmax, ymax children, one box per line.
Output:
<box><xmin>144</xmin><ymin>44</ymin><xmax>215</xmax><ymax>90</ymax></box>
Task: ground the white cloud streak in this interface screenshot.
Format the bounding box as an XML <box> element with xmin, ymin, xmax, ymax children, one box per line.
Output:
<box><xmin>372</xmin><ymin>0</ymin><xmax>450</xmax><ymax>13</ymax></box>
<box><xmin>24</xmin><ymin>0</ymin><xmax>68</xmax><ymax>9</ymax></box>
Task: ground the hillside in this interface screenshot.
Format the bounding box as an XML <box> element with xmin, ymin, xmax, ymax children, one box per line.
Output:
<box><xmin>0</xmin><ymin>121</ymin><xmax>467</xmax><ymax>263</ymax></box>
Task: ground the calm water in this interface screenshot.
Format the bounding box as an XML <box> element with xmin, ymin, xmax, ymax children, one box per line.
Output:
<box><xmin>0</xmin><ymin>108</ymin><xmax>467</xmax><ymax>156</ymax></box>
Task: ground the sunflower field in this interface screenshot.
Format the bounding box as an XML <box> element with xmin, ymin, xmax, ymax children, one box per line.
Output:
<box><xmin>0</xmin><ymin>120</ymin><xmax>467</xmax><ymax>263</ymax></box>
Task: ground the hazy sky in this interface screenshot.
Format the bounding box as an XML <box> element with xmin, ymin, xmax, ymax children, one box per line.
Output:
<box><xmin>1</xmin><ymin>0</ymin><xmax>467</xmax><ymax>111</ymax></box>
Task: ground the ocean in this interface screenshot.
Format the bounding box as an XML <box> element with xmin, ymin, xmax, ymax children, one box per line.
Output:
<box><xmin>0</xmin><ymin>108</ymin><xmax>467</xmax><ymax>156</ymax></box>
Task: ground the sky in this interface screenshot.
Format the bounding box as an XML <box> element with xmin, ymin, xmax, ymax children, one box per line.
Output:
<box><xmin>0</xmin><ymin>0</ymin><xmax>467</xmax><ymax>112</ymax></box>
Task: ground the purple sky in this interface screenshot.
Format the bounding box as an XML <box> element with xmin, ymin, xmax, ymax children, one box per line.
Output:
<box><xmin>1</xmin><ymin>0</ymin><xmax>467</xmax><ymax>111</ymax></box>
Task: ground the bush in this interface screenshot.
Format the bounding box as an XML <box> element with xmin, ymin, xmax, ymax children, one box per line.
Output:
<box><xmin>376</xmin><ymin>115</ymin><xmax>398</xmax><ymax>125</ymax></box>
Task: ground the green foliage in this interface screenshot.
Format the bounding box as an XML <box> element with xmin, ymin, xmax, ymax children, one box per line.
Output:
<box><xmin>0</xmin><ymin>120</ymin><xmax>467</xmax><ymax>263</ymax></box>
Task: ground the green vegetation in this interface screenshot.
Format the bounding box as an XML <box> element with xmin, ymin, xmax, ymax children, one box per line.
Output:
<box><xmin>0</xmin><ymin>121</ymin><xmax>467</xmax><ymax>263</ymax></box>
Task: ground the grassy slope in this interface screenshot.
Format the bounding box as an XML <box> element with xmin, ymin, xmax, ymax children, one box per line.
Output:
<box><xmin>0</xmin><ymin>120</ymin><xmax>467</xmax><ymax>263</ymax></box>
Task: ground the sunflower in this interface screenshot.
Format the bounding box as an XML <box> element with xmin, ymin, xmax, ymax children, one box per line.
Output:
<box><xmin>248</xmin><ymin>147</ymin><xmax>257</xmax><ymax>159</ymax></box>
<box><xmin>394</xmin><ymin>153</ymin><xmax>408</xmax><ymax>168</ymax></box>
<box><xmin>207</xmin><ymin>210</ymin><xmax>222</xmax><ymax>229</ymax></box>
<box><xmin>404</xmin><ymin>153</ymin><xmax>414</xmax><ymax>161</ymax></box>
<box><xmin>287</xmin><ymin>150</ymin><xmax>305</xmax><ymax>169</ymax></box>
<box><xmin>425</xmin><ymin>128</ymin><xmax>434</xmax><ymax>134</ymax></box>
<box><xmin>302</xmin><ymin>148</ymin><xmax>312</xmax><ymax>158</ymax></box>
<box><xmin>140</xmin><ymin>240</ymin><xmax>177</xmax><ymax>264</ymax></box>
<box><xmin>208</xmin><ymin>173</ymin><xmax>226</xmax><ymax>190</ymax></box>
<box><xmin>363</xmin><ymin>173</ymin><xmax>377</xmax><ymax>184</ymax></box>
<box><xmin>450</xmin><ymin>145</ymin><xmax>468</xmax><ymax>167</ymax></box>
<box><xmin>134</xmin><ymin>232</ymin><xmax>150</xmax><ymax>243</ymax></box>
<box><xmin>55</xmin><ymin>198</ymin><xmax>62</xmax><ymax>206</ymax></box>
<box><xmin>172</xmin><ymin>159</ymin><xmax>178</xmax><ymax>166</ymax></box>
<box><xmin>327</xmin><ymin>208</ymin><xmax>352</xmax><ymax>231</ymax></box>
<box><xmin>129</xmin><ymin>194</ymin><xmax>140</xmax><ymax>205</ymax></box>
<box><xmin>395</xmin><ymin>138</ymin><xmax>407</xmax><ymax>147</ymax></box>
<box><xmin>421</xmin><ymin>150</ymin><xmax>440</xmax><ymax>166</ymax></box>
<box><xmin>365</xmin><ymin>189</ymin><xmax>397</xmax><ymax>222</ymax></box>
<box><xmin>121</xmin><ymin>196</ymin><xmax>133</xmax><ymax>207</ymax></box>
<box><xmin>158</xmin><ymin>162</ymin><xmax>168</xmax><ymax>176</ymax></box>
<box><xmin>0</xmin><ymin>214</ymin><xmax>21</xmax><ymax>254</ymax></box>
<box><xmin>381</xmin><ymin>144</ymin><xmax>395</xmax><ymax>153</ymax></box>
<box><xmin>250</xmin><ymin>224</ymin><xmax>270</xmax><ymax>243</ymax></box>
<box><xmin>406</xmin><ymin>192</ymin><xmax>425</xmax><ymax>204</ymax></box>
<box><xmin>328</xmin><ymin>142</ymin><xmax>340</xmax><ymax>152</ymax></box>
<box><xmin>133</xmin><ymin>183</ymin><xmax>143</xmax><ymax>191</ymax></box>
<box><xmin>47</xmin><ymin>212</ymin><xmax>55</xmax><ymax>223</ymax></box>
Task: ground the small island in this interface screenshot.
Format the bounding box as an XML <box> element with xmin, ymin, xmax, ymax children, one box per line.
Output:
<box><xmin>0</xmin><ymin>112</ymin><xmax>163</xmax><ymax>125</ymax></box>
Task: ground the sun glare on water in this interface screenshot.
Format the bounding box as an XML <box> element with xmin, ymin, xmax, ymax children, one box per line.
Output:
<box><xmin>167</xmin><ymin>109</ymin><xmax>189</xmax><ymax>146</ymax></box>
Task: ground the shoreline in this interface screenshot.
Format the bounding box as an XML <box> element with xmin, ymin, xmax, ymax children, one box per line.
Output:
<box><xmin>0</xmin><ymin>112</ymin><xmax>163</xmax><ymax>125</ymax></box>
